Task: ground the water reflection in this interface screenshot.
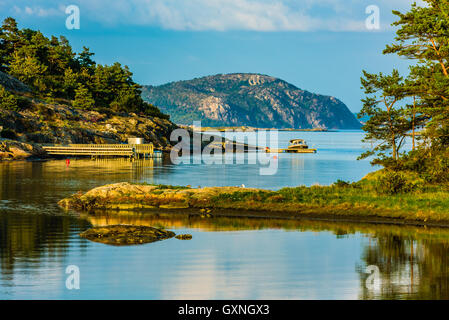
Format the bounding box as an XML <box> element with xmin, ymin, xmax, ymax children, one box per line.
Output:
<box><xmin>0</xmin><ymin>130</ymin><xmax>446</xmax><ymax>299</ymax></box>
<box><xmin>0</xmin><ymin>212</ymin><xmax>91</xmax><ymax>298</ymax></box>
<box><xmin>1</xmin><ymin>205</ymin><xmax>449</xmax><ymax>298</ymax></box>
<box><xmin>78</xmin><ymin>211</ymin><xmax>449</xmax><ymax>299</ymax></box>
<box><xmin>358</xmin><ymin>233</ymin><xmax>449</xmax><ymax>299</ymax></box>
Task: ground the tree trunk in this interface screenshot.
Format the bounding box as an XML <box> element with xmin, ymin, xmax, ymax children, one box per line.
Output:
<box><xmin>412</xmin><ymin>96</ymin><xmax>416</xmax><ymax>151</ymax></box>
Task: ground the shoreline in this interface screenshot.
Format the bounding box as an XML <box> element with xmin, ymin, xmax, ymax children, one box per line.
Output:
<box><xmin>59</xmin><ymin>181</ymin><xmax>449</xmax><ymax>228</ymax></box>
<box><xmin>85</xmin><ymin>206</ymin><xmax>449</xmax><ymax>229</ymax></box>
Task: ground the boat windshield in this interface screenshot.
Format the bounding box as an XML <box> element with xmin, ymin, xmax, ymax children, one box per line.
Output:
<box><xmin>290</xmin><ymin>139</ymin><xmax>306</xmax><ymax>145</ymax></box>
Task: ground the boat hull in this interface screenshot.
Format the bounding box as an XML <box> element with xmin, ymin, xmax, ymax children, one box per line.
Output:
<box><xmin>266</xmin><ymin>148</ymin><xmax>317</xmax><ymax>153</ymax></box>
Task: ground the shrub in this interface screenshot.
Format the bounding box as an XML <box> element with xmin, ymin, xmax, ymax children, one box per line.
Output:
<box><xmin>333</xmin><ymin>179</ymin><xmax>351</xmax><ymax>188</ymax></box>
<box><xmin>0</xmin><ymin>85</ymin><xmax>18</xmax><ymax>111</ymax></box>
<box><xmin>73</xmin><ymin>85</ymin><xmax>95</xmax><ymax>110</ymax></box>
<box><xmin>377</xmin><ymin>171</ymin><xmax>417</xmax><ymax>195</ymax></box>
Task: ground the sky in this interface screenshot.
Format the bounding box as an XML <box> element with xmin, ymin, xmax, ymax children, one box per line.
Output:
<box><xmin>0</xmin><ymin>0</ymin><xmax>425</xmax><ymax>112</ymax></box>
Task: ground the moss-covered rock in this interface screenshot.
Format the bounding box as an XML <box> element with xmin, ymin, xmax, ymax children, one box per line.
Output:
<box><xmin>175</xmin><ymin>234</ymin><xmax>193</xmax><ymax>240</ymax></box>
<box><xmin>58</xmin><ymin>182</ymin><xmax>259</xmax><ymax>211</ymax></box>
<box><xmin>79</xmin><ymin>225</ymin><xmax>175</xmax><ymax>245</ymax></box>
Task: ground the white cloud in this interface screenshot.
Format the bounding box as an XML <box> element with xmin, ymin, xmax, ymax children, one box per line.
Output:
<box><xmin>19</xmin><ymin>5</ymin><xmax>65</xmax><ymax>17</ymax></box>
<box><xmin>77</xmin><ymin>0</ymin><xmax>365</xmax><ymax>31</ymax></box>
<box><xmin>80</xmin><ymin>0</ymin><xmax>428</xmax><ymax>31</ymax></box>
<box><xmin>7</xmin><ymin>0</ymin><xmax>429</xmax><ymax>32</ymax></box>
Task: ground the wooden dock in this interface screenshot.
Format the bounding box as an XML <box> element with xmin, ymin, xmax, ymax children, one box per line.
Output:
<box><xmin>42</xmin><ymin>143</ymin><xmax>161</xmax><ymax>159</ymax></box>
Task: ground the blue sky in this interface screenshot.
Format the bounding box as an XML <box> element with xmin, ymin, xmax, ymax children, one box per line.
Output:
<box><xmin>0</xmin><ymin>0</ymin><xmax>423</xmax><ymax>112</ymax></box>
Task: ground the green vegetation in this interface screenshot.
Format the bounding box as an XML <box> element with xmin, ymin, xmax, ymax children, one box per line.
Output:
<box><xmin>208</xmin><ymin>172</ymin><xmax>449</xmax><ymax>222</ymax></box>
<box><xmin>359</xmin><ymin>0</ymin><xmax>449</xmax><ymax>184</ymax></box>
<box><xmin>0</xmin><ymin>84</ymin><xmax>17</xmax><ymax>110</ymax></box>
<box><xmin>60</xmin><ymin>176</ymin><xmax>449</xmax><ymax>225</ymax></box>
<box><xmin>142</xmin><ymin>73</ymin><xmax>361</xmax><ymax>129</ymax></box>
<box><xmin>0</xmin><ymin>17</ymin><xmax>168</xmax><ymax>119</ymax></box>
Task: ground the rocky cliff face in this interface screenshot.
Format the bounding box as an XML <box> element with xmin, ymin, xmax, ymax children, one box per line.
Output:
<box><xmin>142</xmin><ymin>73</ymin><xmax>361</xmax><ymax>129</ymax></box>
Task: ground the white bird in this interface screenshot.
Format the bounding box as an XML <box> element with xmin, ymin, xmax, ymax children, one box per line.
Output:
<box><xmin>241</xmin><ymin>184</ymin><xmax>245</xmax><ymax>188</ymax></box>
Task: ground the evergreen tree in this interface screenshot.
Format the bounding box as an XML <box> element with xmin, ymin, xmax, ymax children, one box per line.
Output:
<box><xmin>383</xmin><ymin>0</ymin><xmax>449</xmax><ymax>147</ymax></box>
<box><xmin>73</xmin><ymin>85</ymin><xmax>95</xmax><ymax>110</ymax></box>
<box><xmin>360</xmin><ymin>0</ymin><xmax>449</xmax><ymax>177</ymax></box>
<box><xmin>0</xmin><ymin>84</ymin><xmax>18</xmax><ymax>111</ymax></box>
<box><xmin>9</xmin><ymin>49</ymin><xmax>48</xmax><ymax>92</ymax></box>
<box><xmin>0</xmin><ymin>17</ymin><xmax>169</xmax><ymax>119</ymax></box>
<box><xmin>359</xmin><ymin>70</ymin><xmax>412</xmax><ymax>163</ymax></box>
<box><xmin>0</xmin><ymin>17</ymin><xmax>21</xmax><ymax>70</ymax></box>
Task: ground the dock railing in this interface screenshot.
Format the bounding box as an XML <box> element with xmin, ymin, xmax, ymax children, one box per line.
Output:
<box><xmin>42</xmin><ymin>143</ymin><xmax>158</xmax><ymax>159</ymax></box>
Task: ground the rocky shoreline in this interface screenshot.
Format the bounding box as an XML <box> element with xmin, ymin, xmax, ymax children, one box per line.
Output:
<box><xmin>0</xmin><ymin>139</ymin><xmax>47</xmax><ymax>161</ymax></box>
<box><xmin>58</xmin><ymin>181</ymin><xmax>449</xmax><ymax>227</ymax></box>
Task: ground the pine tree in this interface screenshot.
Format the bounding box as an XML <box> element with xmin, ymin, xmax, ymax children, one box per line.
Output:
<box><xmin>0</xmin><ymin>17</ymin><xmax>168</xmax><ymax>118</ymax></box>
<box><xmin>359</xmin><ymin>70</ymin><xmax>412</xmax><ymax>163</ymax></box>
<box><xmin>73</xmin><ymin>85</ymin><xmax>95</xmax><ymax>110</ymax></box>
<box><xmin>0</xmin><ymin>85</ymin><xmax>18</xmax><ymax>111</ymax></box>
<box><xmin>383</xmin><ymin>0</ymin><xmax>449</xmax><ymax>147</ymax></box>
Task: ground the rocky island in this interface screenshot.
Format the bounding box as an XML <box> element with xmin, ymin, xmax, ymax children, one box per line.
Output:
<box><xmin>59</xmin><ymin>171</ymin><xmax>449</xmax><ymax>227</ymax></box>
<box><xmin>142</xmin><ymin>73</ymin><xmax>362</xmax><ymax>129</ymax></box>
<box><xmin>79</xmin><ymin>225</ymin><xmax>176</xmax><ymax>246</ymax></box>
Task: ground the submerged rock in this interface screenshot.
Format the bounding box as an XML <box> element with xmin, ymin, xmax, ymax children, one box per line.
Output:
<box><xmin>79</xmin><ymin>225</ymin><xmax>175</xmax><ymax>246</ymax></box>
<box><xmin>175</xmin><ymin>234</ymin><xmax>193</xmax><ymax>240</ymax></box>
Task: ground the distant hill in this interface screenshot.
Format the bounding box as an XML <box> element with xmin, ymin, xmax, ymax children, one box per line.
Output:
<box><xmin>142</xmin><ymin>73</ymin><xmax>361</xmax><ymax>129</ymax></box>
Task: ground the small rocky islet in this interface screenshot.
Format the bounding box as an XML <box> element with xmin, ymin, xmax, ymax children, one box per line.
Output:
<box><xmin>175</xmin><ymin>234</ymin><xmax>193</xmax><ymax>240</ymax></box>
<box><xmin>79</xmin><ymin>225</ymin><xmax>176</xmax><ymax>246</ymax></box>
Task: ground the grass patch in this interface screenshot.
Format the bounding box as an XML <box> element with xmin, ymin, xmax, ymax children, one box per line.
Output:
<box><xmin>61</xmin><ymin>170</ymin><xmax>449</xmax><ymax>224</ymax></box>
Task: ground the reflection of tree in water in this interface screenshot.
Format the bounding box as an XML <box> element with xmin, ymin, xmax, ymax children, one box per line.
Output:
<box><xmin>0</xmin><ymin>212</ymin><xmax>90</xmax><ymax>287</ymax></box>
<box><xmin>84</xmin><ymin>210</ymin><xmax>449</xmax><ymax>300</ymax></box>
<box><xmin>358</xmin><ymin>233</ymin><xmax>449</xmax><ymax>300</ymax></box>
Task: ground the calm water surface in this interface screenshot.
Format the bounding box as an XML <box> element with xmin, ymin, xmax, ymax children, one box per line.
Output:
<box><xmin>1</xmin><ymin>131</ymin><xmax>448</xmax><ymax>299</ymax></box>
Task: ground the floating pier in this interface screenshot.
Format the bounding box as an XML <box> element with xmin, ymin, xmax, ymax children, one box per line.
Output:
<box><xmin>42</xmin><ymin>143</ymin><xmax>162</xmax><ymax>159</ymax></box>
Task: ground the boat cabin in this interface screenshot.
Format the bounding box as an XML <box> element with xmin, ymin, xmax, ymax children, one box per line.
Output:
<box><xmin>288</xmin><ymin>139</ymin><xmax>309</xmax><ymax>150</ymax></box>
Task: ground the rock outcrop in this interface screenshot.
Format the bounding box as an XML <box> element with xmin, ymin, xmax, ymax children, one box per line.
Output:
<box><xmin>0</xmin><ymin>71</ymin><xmax>31</xmax><ymax>93</ymax></box>
<box><xmin>79</xmin><ymin>225</ymin><xmax>175</xmax><ymax>245</ymax></box>
<box><xmin>0</xmin><ymin>103</ymin><xmax>177</xmax><ymax>152</ymax></box>
<box><xmin>58</xmin><ymin>182</ymin><xmax>261</xmax><ymax>211</ymax></box>
<box><xmin>0</xmin><ymin>72</ymin><xmax>178</xmax><ymax>159</ymax></box>
<box><xmin>0</xmin><ymin>138</ymin><xmax>46</xmax><ymax>160</ymax></box>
